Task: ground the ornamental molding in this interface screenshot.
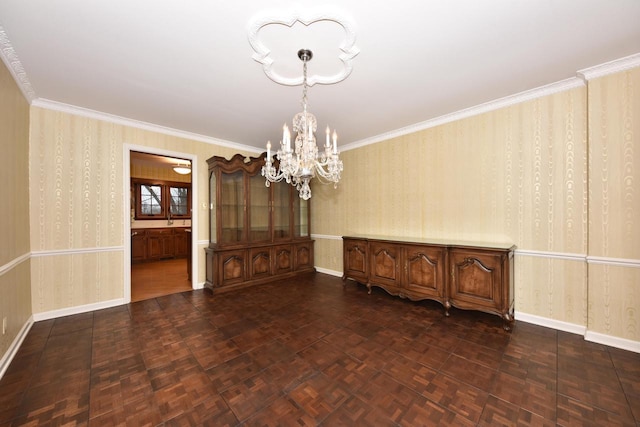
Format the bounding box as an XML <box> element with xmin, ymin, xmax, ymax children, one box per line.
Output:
<box><xmin>247</xmin><ymin>7</ymin><xmax>359</xmax><ymax>86</ymax></box>
<box><xmin>577</xmin><ymin>52</ymin><xmax>640</xmax><ymax>81</ymax></box>
<box><xmin>0</xmin><ymin>26</ymin><xmax>36</xmax><ymax>101</ymax></box>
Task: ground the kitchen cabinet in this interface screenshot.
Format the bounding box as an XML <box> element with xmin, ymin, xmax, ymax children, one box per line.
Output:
<box><xmin>130</xmin><ymin>227</ymin><xmax>190</xmax><ymax>263</ymax></box>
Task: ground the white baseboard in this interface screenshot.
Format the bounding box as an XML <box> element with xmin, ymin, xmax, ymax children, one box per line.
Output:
<box><xmin>515</xmin><ymin>311</ymin><xmax>640</xmax><ymax>354</ymax></box>
<box><xmin>32</xmin><ymin>298</ymin><xmax>126</xmax><ymax>322</ymax></box>
<box><xmin>314</xmin><ymin>267</ymin><xmax>343</xmax><ymax>277</ymax></box>
<box><xmin>514</xmin><ymin>311</ymin><xmax>587</xmax><ymax>335</ymax></box>
<box><xmin>0</xmin><ymin>315</ymin><xmax>34</xmax><ymax>379</ymax></box>
<box><xmin>585</xmin><ymin>331</ymin><xmax>640</xmax><ymax>353</ymax></box>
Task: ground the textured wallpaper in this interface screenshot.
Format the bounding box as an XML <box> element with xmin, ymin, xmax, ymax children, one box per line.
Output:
<box><xmin>20</xmin><ymin>64</ymin><xmax>640</xmax><ymax>346</ymax></box>
<box><xmin>0</xmin><ymin>59</ymin><xmax>31</xmax><ymax>359</ymax></box>
<box><xmin>29</xmin><ymin>107</ymin><xmax>249</xmax><ymax>313</ymax></box>
<box><xmin>588</xmin><ymin>68</ymin><xmax>640</xmax><ymax>339</ymax></box>
<box><xmin>313</xmin><ymin>73</ymin><xmax>639</xmax><ymax>343</ymax></box>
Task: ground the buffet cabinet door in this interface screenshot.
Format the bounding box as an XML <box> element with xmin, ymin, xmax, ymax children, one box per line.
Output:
<box><xmin>343</xmin><ymin>238</ymin><xmax>368</xmax><ymax>283</ymax></box>
<box><xmin>249</xmin><ymin>246</ymin><xmax>271</xmax><ymax>280</ymax></box>
<box><xmin>217</xmin><ymin>249</ymin><xmax>247</xmax><ymax>287</ymax></box>
<box><xmin>272</xmin><ymin>244</ymin><xmax>293</xmax><ymax>275</ymax></box>
<box><xmin>294</xmin><ymin>241</ymin><xmax>314</xmax><ymax>271</ymax></box>
<box><xmin>403</xmin><ymin>245</ymin><xmax>446</xmax><ymax>300</ymax></box>
<box><xmin>448</xmin><ymin>247</ymin><xmax>507</xmax><ymax>314</ymax></box>
<box><xmin>369</xmin><ymin>241</ymin><xmax>402</xmax><ymax>294</ymax></box>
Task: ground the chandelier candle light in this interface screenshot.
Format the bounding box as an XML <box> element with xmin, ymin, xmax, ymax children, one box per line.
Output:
<box><xmin>261</xmin><ymin>49</ymin><xmax>343</xmax><ymax>200</ymax></box>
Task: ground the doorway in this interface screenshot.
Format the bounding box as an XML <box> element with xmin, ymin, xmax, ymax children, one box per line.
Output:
<box><xmin>125</xmin><ymin>147</ymin><xmax>198</xmax><ymax>303</ymax></box>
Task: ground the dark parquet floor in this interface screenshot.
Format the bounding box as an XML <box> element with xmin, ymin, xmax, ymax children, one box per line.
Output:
<box><xmin>1</xmin><ymin>273</ymin><xmax>639</xmax><ymax>426</ymax></box>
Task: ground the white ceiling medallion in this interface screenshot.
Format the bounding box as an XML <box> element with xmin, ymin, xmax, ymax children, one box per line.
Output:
<box><xmin>247</xmin><ymin>8</ymin><xmax>359</xmax><ymax>86</ymax></box>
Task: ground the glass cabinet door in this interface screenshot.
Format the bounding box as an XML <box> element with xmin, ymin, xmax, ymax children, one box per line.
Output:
<box><xmin>220</xmin><ymin>170</ymin><xmax>245</xmax><ymax>243</ymax></box>
<box><xmin>209</xmin><ymin>172</ymin><xmax>217</xmax><ymax>244</ymax></box>
<box><xmin>273</xmin><ymin>182</ymin><xmax>291</xmax><ymax>240</ymax></box>
<box><xmin>249</xmin><ymin>173</ymin><xmax>270</xmax><ymax>241</ymax></box>
<box><xmin>293</xmin><ymin>197</ymin><xmax>309</xmax><ymax>237</ymax></box>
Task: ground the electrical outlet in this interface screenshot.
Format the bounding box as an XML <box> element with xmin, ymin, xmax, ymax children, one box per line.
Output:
<box><xmin>2</xmin><ymin>317</ymin><xmax>6</xmax><ymax>335</ymax></box>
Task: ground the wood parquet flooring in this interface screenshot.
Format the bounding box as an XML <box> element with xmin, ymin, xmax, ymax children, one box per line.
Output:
<box><xmin>1</xmin><ymin>273</ymin><xmax>639</xmax><ymax>426</ymax></box>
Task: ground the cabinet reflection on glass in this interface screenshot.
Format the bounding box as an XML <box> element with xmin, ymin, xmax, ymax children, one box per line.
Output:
<box><xmin>206</xmin><ymin>154</ymin><xmax>314</xmax><ymax>292</ymax></box>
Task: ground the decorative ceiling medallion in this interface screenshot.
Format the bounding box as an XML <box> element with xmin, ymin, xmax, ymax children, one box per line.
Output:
<box><xmin>247</xmin><ymin>8</ymin><xmax>359</xmax><ymax>86</ymax></box>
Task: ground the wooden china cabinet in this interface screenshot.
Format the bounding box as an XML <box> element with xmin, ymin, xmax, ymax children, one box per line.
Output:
<box><xmin>205</xmin><ymin>154</ymin><xmax>314</xmax><ymax>292</ymax></box>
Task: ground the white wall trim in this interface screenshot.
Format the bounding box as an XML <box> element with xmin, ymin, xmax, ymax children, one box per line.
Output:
<box><xmin>32</xmin><ymin>298</ymin><xmax>125</xmax><ymax>322</ymax></box>
<box><xmin>515</xmin><ymin>312</ymin><xmax>639</xmax><ymax>354</ymax></box>
<box><xmin>515</xmin><ymin>249</ymin><xmax>586</xmax><ymax>262</ymax></box>
<box><xmin>0</xmin><ymin>315</ymin><xmax>34</xmax><ymax>380</ymax></box>
<box><xmin>32</xmin><ymin>98</ymin><xmax>261</xmax><ymax>154</ymax></box>
<box><xmin>0</xmin><ymin>252</ymin><xmax>30</xmax><ymax>276</ymax></box>
<box><xmin>30</xmin><ymin>246</ymin><xmax>124</xmax><ymax>257</ymax></box>
<box><xmin>585</xmin><ymin>330</ymin><xmax>640</xmax><ymax>354</ymax></box>
<box><xmin>314</xmin><ymin>267</ymin><xmax>342</xmax><ymax>277</ymax></box>
<box><xmin>577</xmin><ymin>52</ymin><xmax>640</xmax><ymax>81</ymax></box>
<box><xmin>587</xmin><ymin>256</ymin><xmax>640</xmax><ymax>269</ymax></box>
<box><xmin>514</xmin><ymin>311</ymin><xmax>587</xmax><ymax>335</ymax></box>
<box><xmin>341</xmin><ymin>77</ymin><xmax>585</xmax><ymax>152</ymax></box>
<box><xmin>311</xmin><ymin>233</ymin><xmax>343</xmax><ymax>241</ymax></box>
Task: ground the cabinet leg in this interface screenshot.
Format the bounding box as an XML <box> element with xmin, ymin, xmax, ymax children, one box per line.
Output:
<box><xmin>502</xmin><ymin>313</ymin><xmax>514</xmax><ymax>331</ymax></box>
<box><xmin>444</xmin><ymin>301</ymin><xmax>451</xmax><ymax>317</ymax></box>
<box><xmin>366</xmin><ymin>284</ymin><xmax>372</xmax><ymax>295</ymax></box>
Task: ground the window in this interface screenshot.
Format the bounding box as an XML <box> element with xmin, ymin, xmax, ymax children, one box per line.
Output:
<box><xmin>141</xmin><ymin>184</ymin><xmax>163</xmax><ymax>215</ymax></box>
<box><xmin>133</xmin><ymin>179</ymin><xmax>191</xmax><ymax>219</ymax></box>
<box><xmin>169</xmin><ymin>185</ymin><xmax>189</xmax><ymax>216</ymax></box>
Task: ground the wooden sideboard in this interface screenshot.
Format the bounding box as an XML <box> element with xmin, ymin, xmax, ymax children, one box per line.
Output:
<box><xmin>343</xmin><ymin>236</ymin><xmax>515</xmax><ymax>330</ymax></box>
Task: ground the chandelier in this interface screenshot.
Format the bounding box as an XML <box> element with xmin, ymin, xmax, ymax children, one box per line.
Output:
<box><xmin>261</xmin><ymin>49</ymin><xmax>343</xmax><ymax>200</ymax></box>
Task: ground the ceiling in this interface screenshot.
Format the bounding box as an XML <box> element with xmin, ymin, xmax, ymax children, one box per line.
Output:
<box><xmin>1</xmin><ymin>1</ymin><xmax>640</xmax><ymax>153</ymax></box>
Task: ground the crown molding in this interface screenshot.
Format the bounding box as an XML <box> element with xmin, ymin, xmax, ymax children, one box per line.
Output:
<box><xmin>31</xmin><ymin>98</ymin><xmax>262</xmax><ymax>154</ymax></box>
<box><xmin>341</xmin><ymin>76</ymin><xmax>585</xmax><ymax>152</ymax></box>
<box><xmin>247</xmin><ymin>7</ymin><xmax>359</xmax><ymax>86</ymax></box>
<box><xmin>0</xmin><ymin>26</ymin><xmax>35</xmax><ymax>102</ymax></box>
<box><xmin>577</xmin><ymin>52</ymin><xmax>640</xmax><ymax>81</ymax></box>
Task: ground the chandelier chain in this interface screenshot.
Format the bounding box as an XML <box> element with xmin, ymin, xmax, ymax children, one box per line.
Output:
<box><xmin>301</xmin><ymin>60</ymin><xmax>308</xmax><ymax>114</ymax></box>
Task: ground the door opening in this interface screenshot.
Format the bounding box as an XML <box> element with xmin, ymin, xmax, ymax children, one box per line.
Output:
<box><xmin>124</xmin><ymin>146</ymin><xmax>197</xmax><ymax>303</ymax></box>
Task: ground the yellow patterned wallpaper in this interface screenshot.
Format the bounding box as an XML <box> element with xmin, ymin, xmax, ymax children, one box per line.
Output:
<box><xmin>130</xmin><ymin>163</ymin><xmax>192</xmax><ymax>183</ymax></box>
<box><xmin>14</xmin><ymin>62</ymin><xmax>640</xmax><ymax>349</ymax></box>
<box><xmin>588</xmin><ymin>68</ymin><xmax>640</xmax><ymax>340</ymax></box>
<box><xmin>0</xmin><ymin>59</ymin><xmax>31</xmax><ymax>359</ymax></box>
<box><xmin>29</xmin><ymin>106</ymin><xmax>249</xmax><ymax>313</ymax></box>
<box><xmin>313</xmin><ymin>72</ymin><xmax>638</xmax><ymax>344</ymax></box>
